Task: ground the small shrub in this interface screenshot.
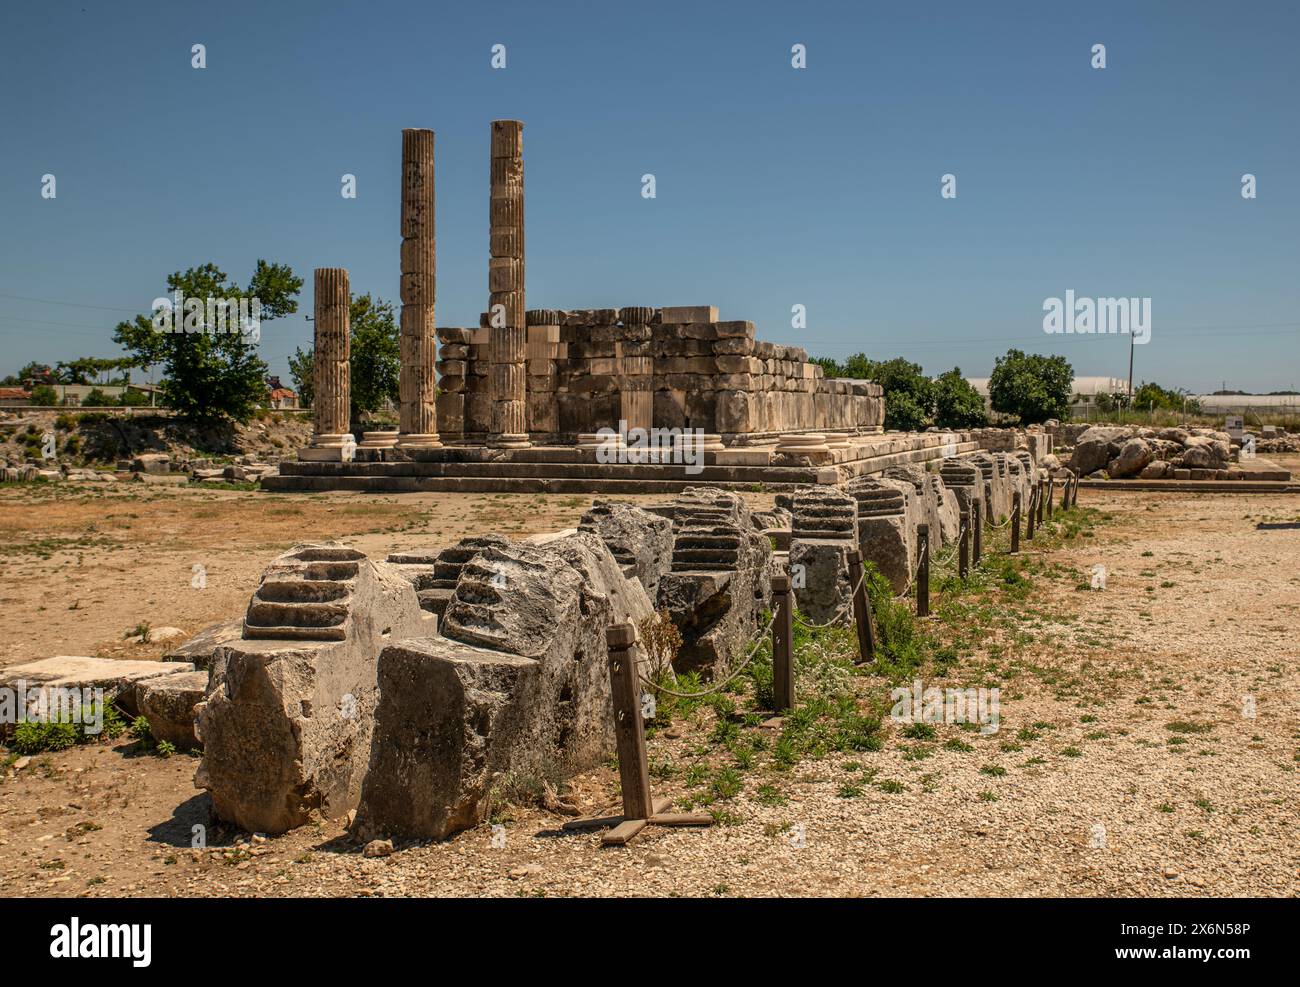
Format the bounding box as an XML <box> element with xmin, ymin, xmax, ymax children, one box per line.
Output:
<box><xmin>13</xmin><ymin>720</ymin><xmax>78</xmax><ymax>754</ymax></box>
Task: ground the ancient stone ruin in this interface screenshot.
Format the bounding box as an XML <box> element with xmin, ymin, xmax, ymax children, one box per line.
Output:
<box><xmin>261</xmin><ymin>121</ymin><xmax>1017</xmax><ymax>498</ymax></box>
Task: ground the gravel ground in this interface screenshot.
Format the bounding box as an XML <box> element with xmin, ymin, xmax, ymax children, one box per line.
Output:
<box><xmin>3</xmin><ymin>483</ymin><xmax>1297</xmax><ymax>898</ymax></box>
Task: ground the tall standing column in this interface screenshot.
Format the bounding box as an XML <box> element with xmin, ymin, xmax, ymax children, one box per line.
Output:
<box><xmin>486</xmin><ymin>119</ymin><xmax>530</xmax><ymax>448</ymax></box>
<box><xmin>302</xmin><ymin>267</ymin><xmax>354</xmax><ymax>461</ymax></box>
<box><xmin>397</xmin><ymin>128</ymin><xmax>441</xmax><ymax>449</ymax></box>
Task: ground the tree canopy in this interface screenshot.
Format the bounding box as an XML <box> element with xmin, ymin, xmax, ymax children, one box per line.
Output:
<box><xmin>988</xmin><ymin>349</ymin><xmax>1073</xmax><ymax>424</ymax></box>
<box><xmin>289</xmin><ymin>293</ymin><xmax>400</xmax><ymax>424</ymax></box>
<box><xmin>814</xmin><ymin>353</ymin><xmax>987</xmax><ymax>431</ymax></box>
<box><xmin>113</xmin><ymin>260</ymin><xmax>301</xmax><ymax>422</ymax></box>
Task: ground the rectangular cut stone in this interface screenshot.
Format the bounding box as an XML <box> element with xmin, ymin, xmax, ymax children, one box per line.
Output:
<box><xmin>660</xmin><ymin>306</ymin><xmax>719</xmax><ymax>324</ymax></box>
<box><xmin>714</xmin><ymin>320</ymin><xmax>756</xmax><ymax>339</ymax></box>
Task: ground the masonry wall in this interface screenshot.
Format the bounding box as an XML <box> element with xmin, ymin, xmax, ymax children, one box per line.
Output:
<box><xmin>435</xmin><ymin>307</ymin><xmax>884</xmax><ymax>444</ymax></box>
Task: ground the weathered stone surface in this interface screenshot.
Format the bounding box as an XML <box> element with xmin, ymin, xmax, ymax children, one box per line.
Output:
<box><xmin>1071</xmin><ymin>426</ymin><xmax>1131</xmax><ymax>475</ymax></box>
<box><xmin>578</xmin><ymin>501</ymin><xmax>674</xmax><ymax>599</ymax></box>
<box><xmin>660</xmin><ymin>305</ymin><xmax>719</xmax><ymax>324</ymax></box>
<box><xmin>163</xmin><ymin>618</ymin><xmax>244</xmax><ymax>669</ymax></box>
<box><xmin>194</xmin><ymin>543</ymin><xmax>431</xmax><ymax>835</ymax></box>
<box><xmin>846</xmin><ymin>477</ymin><xmax>914</xmax><ymax>594</ymax></box>
<box><xmin>136</xmin><ymin>670</ymin><xmax>208</xmax><ymax>749</ymax></box>
<box><xmin>0</xmin><ymin>656</ymin><xmax>196</xmax><ymax>718</ymax></box>
<box><xmin>1139</xmin><ymin>460</ymin><xmax>1172</xmax><ymax>479</ymax></box>
<box><xmin>789</xmin><ymin>538</ymin><xmax>854</xmax><ymax>624</ymax></box>
<box><xmin>1109</xmin><ymin>437</ymin><xmax>1154</xmax><ymax>478</ymax></box>
<box><xmin>657</xmin><ymin>488</ymin><xmax>773</xmax><ymax>676</ymax></box>
<box><xmin>131</xmin><ymin>453</ymin><xmax>170</xmax><ymax>474</ymax></box>
<box><xmin>354</xmin><ymin>533</ymin><xmax>650</xmax><ymax>841</ymax></box>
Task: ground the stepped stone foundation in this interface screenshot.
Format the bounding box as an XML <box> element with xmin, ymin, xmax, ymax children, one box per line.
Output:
<box><xmin>194</xmin><ymin>544</ymin><xmax>431</xmax><ymax>834</ymax></box>
<box><xmin>353</xmin><ymin>532</ymin><xmax>651</xmax><ymax>840</ymax></box>
<box><xmin>788</xmin><ymin>487</ymin><xmax>858</xmax><ymax>623</ymax></box>
<box><xmin>656</xmin><ymin>488</ymin><xmax>774</xmax><ymax>675</ymax></box>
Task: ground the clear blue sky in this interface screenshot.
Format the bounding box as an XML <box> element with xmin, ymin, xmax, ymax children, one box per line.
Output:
<box><xmin>1</xmin><ymin>0</ymin><xmax>1297</xmax><ymax>393</ymax></box>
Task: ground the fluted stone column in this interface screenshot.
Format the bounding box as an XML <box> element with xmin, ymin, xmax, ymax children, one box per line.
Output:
<box><xmin>301</xmin><ymin>268</ymin><xmax>354</xmax><ymax>461</ymax></box>
<box><xmin>486</xmin><ymin>119</ymin><xmax>530</xmax><ymax>448</ymax></box>
<box><xmin>397</xmin><ymin>128</ymin><xmax>441</xmax><ymax>449</ymax></box>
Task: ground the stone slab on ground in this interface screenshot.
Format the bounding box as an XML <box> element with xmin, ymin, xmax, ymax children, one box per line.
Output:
<box><xmin>162</xmin><ymin>618</ymin><xmax>244</xmax><ymax>669</ymax></box>
<box><xmin>135</xmin><ymin>669</ymin><xmax>209</xmax><ymax>749</ymax></box>
<box><xmin>0</xmin><ymin>656</ymin><xmax>196</xmax><ymax>717</ymax></box>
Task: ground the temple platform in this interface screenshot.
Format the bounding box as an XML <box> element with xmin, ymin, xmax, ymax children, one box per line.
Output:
<box><xmin>262</xmin><ymin>432</ymin><xmax>978</xmax><ymax>494</ymax></box>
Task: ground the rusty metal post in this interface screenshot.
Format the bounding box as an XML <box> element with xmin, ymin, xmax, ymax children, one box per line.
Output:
<box><xmin>1047</xmin><ymin>476</ymin><xmax>1055</xmax><ymax>518</ymax></box>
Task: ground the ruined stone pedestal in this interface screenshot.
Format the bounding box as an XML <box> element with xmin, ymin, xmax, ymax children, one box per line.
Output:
<box><xmin>847</xmin><ymin>477</ymin><xmax>914</xmax><ymax>595</ymax></box>
<box><xmin>357</xmin><ymin>431</ymin><xmax>399</xmax><ymax>451</ymax></box>
<box><xmin>194</xmin><ymin>544</ymin><xmax>430</xmax><ymax>834</ymax></box>
<box><xmin>789</xmin><ymin>487</ymin><xmax>858</xmax><ymax>623</ymax></box>
<box><xmin>656</xmin><ymin>489</ymin><xmax>773</xmax><ymax>675</ymax></box>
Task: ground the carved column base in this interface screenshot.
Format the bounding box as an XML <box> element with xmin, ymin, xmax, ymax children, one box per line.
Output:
<box><xmin>357</xmin><ymin>431</ymin><xmax>399</xmax><ymax>450</ymax></box>
<box><xmin>485</xmin><ymin>433</ymin><xmax>530</xmax><ymax>449</ymax></box>
<box><xmin>299</xmin><ymin>433</ymin><xmax>356</xmax><ymax>462</ymax></box>
<box><xmin>396</xmin><ymin>432</ymin><xmax>443</xmax><ymax>449</ymax></box>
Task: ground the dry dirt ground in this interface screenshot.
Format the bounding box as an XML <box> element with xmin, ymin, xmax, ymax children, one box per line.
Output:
<box><xmin>0</xmin><ymin>465</ymin><xmax>1296</xmax><ymax>898</ymax></box>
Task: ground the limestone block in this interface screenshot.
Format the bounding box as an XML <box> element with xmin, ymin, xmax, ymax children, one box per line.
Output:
<box><xmin>163</xmin><ymin>618</ymin><xmax>244</xmax><ymax>670</ymax></box>
<box><xmin>578</xmin><ymin>502</ymin><xmax>675</xmax><ymax>598</ymax></box>
<box><xmin>136</xmin><ymin>670</ymin><xmax>208</xmax><ymax>749</ymax></box>
<box><xmin>0</xmin><ymin>656</ymin><xmax>197</xmax><ymax>719</ymax></box>
<box><xmin>789</xmin><ymin>538</ymin><xmax>854</xmax><ymax>625</ymax></box>
<box><xmin>660</xmin><ymin>306</ymin><xmax>719</xmax><ymax>324</ymax></box>
<box><xmin>354</xmin><ymin>533</ymin><xmax>652</xmax><ymax>840</ymax></box>
<box><xmin>194</xmin><ymin>544</ymin><xmax>431</xmax><ymax>835</ymax></box>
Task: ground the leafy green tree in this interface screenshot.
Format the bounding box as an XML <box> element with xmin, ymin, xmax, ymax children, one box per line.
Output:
<box><xmin>864</xmin><ymin>357</ymin><xmax>933</xmax><ymax>431</ymax></box>
<box><xmin>80</xmin><ymin>388</ymin><xmax>116</xmax><ymax>406</ymax></box>
<box><xmin>932</xmin><ymin>367</ymin><xmax>988</xmax><ymax>428</ymax></box>
<box><xmin>288</xmin><ymin>347</ymin><xmax>313</xmax><ymax>409</ymax></box>
<box><xmin>8</xmin><ymin>362</ymin><xmax>54</xmax><ymax>386</ymax></box>
<box><xmin>347</xmin><ymin>295</ymin><xmax>400</xmax><ymax>420</ymax></box>
<box><xmin>288</xmin><ymin>293</ymin><xmax>400</xmax><ymax>423</ymax></box>
<box><xmin>30</xmin><ymin>384</ymin><xmax>58</xmax><ymax>405</ymax></box>
<box><xmin>1132</xmin><ymin>381</ymin><xmax>1184</xmax><ymax>412</ymax></box>
<box><xmin>54</xmin><ymin>357</ymin><xmax>130</xmax><ymax>385</ymax></box>
<box><xmin>113</xmin><ymin>260</ymin><xmax>302</xmax><ymax>423</ymax></box>
<box><xmin>988</xmin><ymin>349</ymin><xmax>1073</xmax><ymax>424</ymax></box>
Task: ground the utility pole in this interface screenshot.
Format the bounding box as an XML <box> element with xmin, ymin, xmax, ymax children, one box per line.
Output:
<box><xmin>1126</xmin><ymin>334</ymin><xmax>1135</xmax><ymax>414</ymax></box>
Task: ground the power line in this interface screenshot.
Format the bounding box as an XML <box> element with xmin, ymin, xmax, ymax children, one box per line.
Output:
<box><xmin>0</xmin><ymin>292</ymin><xmax>140</xmax><ymax>313</ymax></box>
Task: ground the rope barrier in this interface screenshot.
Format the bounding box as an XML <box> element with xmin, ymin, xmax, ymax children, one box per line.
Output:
<box><xmin>791</xmin><ymin>571</ymin><xmax>865</xmax><ymax>630</ymax></box>
<box><xmin>638</xmin><ymin>608</ymin><xmax>777</xmax><ymax>699</ymax></box>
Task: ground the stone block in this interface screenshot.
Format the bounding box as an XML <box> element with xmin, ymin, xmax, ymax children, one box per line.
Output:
<box><xmin>194</xmin><ymin>544</ymin><xmax>431</xmax><ymax>835</ymax></box>
<box><xmin>659</xmin><ymin>306</ymin><xmax>719</xmax><ymax>324</ymax></box>
<box><xmin>136</xmin><ymin>670</ymin><xmax>209</xmax><ymax>749</ymax></box>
